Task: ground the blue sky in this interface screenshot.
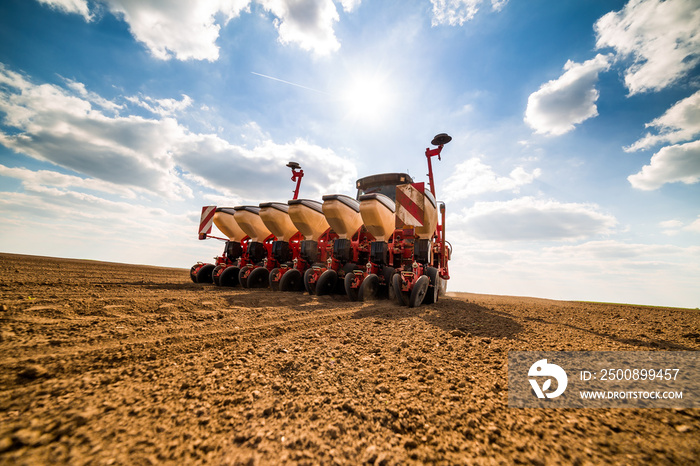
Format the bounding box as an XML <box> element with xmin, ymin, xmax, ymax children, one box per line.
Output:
<box><xmin>0</xmin><ymin>0</ymin><xmax>698</xmax><ymax>308</ymax></box>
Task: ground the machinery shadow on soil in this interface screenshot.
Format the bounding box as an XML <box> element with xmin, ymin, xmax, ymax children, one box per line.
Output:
<box><xmin>351</xmin><ymin>297</ymin><xmax>523</xmax><ymax>340</ymax></box>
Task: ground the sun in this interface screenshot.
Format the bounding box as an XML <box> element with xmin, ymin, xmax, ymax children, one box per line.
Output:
<box><xmin>341</xmin><ymin>72</ymin><xmax>395</xmax><ymax>123</ymax></box>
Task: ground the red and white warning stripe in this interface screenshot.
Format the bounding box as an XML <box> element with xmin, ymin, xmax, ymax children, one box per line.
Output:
<box><xmin>395</xmin><ymin>183</ymin><xmax>425</xmax><ymax>227</ymax></box>
<box><xmin>198</xmin><ymin>206</ymin><xmax>216</xmax><ymax>239</ymax></box>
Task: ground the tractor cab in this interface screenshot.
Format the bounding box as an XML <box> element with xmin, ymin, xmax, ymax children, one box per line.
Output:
<box><xmin>355</xmin><ymin>173</ymin><xmax>413</xmax><ymax>202</ymax></box>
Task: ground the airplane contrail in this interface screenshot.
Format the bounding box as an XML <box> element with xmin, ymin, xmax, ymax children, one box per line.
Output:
<box><xmin>251</xmin><ymin>71</ymin><xmax>332</xmax><ymax>96</ymax></box>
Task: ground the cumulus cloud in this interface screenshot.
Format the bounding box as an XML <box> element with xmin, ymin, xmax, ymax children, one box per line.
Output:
<box><xmin>339</xmin><ymin>0</ymin><xmax>361</xmax><ymax>12</ymax></box>
<box><xmin>36</xmin><ymin>0</ymin><xmax>92</xmax><ymax>20</ymax></box>
<box><xmin>686</xmin><ymin>217</ymin><xmax>700</xmax><ymax>234</ymax></box>
<box><xmin>627</xmin><ymin>140</ymin><xmax>700</xmax><ymax>190</ymax></box>
<box><xmin>442</xmin><ymin>158</ymin><xmax>541</xmax><ymax>201</ymax></box>
<box><xmin>63</xmin><ymin>81</ymin><xmax>123</xmax><ymax>113</ymax></box>
<box><xmin>102</xmin><ymin>0</ymin><xmax>250</xmax><ymax>61</ymax></box>
<box><xmin>430</xmin><ymin>0</ymin><xmax>507</xmax><ymax>26</ymax></box>
<box><xmin>542</xmin><ymin>240</ymin><xmax>694</xmax><ymax>262</ymax></box>
<box><xmin>659</xmin><ymin>218</ymin><xmax>700</xmax><ymax>236</ymax></box>
<box><xmin>259</xmin><ymin>0</ymin><xmax>341</xmax><ymax>55</ymax></box>
<box><xmin>0</xmin><ymin>63</ymin><xmax>353</xmax><ymax>203</ymax></box>
<box><xmin>0</xmin><ymin>64</ymin><xmax>192</xmax><ymax>198</ymax></box>
<box><xmin>525</xmin><ymin>54</ymin><xmax>611</xmax><ymax>136</ymax></box>
<box><xmin>624</xmin><ymin>90</ymin><xmax>700</xmax><ymax>152</ymax></box>
<box><xmin>449</xmin><ymin>236</ymin><xmax>700</xmax><ymax>306</ymax></box>
<box><xmin>595</xmin><ymin>0</ymin><xmax>700</xmax><ymax>95</ymax></box>
<box><xmin>0</xmin><ymin>185</ymin><xmax>205</xmax><ymax>268</ymax></box>
<box><xmin>35</xmin><ymin>0</ymin><xmax>348</xmax><ymax>59</ymax></box>
<box><xmin>173</xmin><ymin>135</ymin><xmax>356</xmax><ymax>201</ymax></box>
<box><xmin>455</xmin><ymin>197</ymin><xmax>617</xmax><ymax>241</ymax></box>
<box><xmin>126</xmin><ymin>94</ymin><xmax>194</xmax><ymax>117</ymax></box>
<box><xmin>0</xmin><ymin>164</ymin><xmax>138</xmax><ymax>198</ymax></box>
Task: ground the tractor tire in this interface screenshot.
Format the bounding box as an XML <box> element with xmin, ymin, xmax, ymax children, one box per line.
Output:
<box><xmin>189</xmin><ymin>264</ymin><xmax>199</xmax><ymax>283</ymax></box>
<box><xmin>269</xmin><ymin>268</ymin><xmax>281</xmax><ymax>291</ymax></box>
<box><xmin>337</xmin><ymin>263</ymin><xmax>359</xmax><ymax>295</ymax></box>
<box><xmin>408</xmin><ymin>275</ymin><xmax>430</xmax><ymax>308</ymax></box>
<box><xmin>247</xmin><ymin>267</ymin><xmax>270</xmax><ymax>288</ymax></box>
<box><xmin>220</xmin><ymin>266</ymin><xmax>240</xmax><ymax>287</ymax></box>
<box><xmin>382</xmin><ymin>267</ymin><xmax>395</xmax><ymax>298</ymax></box>
<box><xmin>280</xmin><ymin>269</ymin><xmax>303</xmax><ymax>291</ymax></box>
<box><xmin>345</xmin><ymin>273</ymin><xmax>359</xmax><ymax>301</ymax></box>
<box><xmin>212</xmin><ymin>265</ymin><xmax>225</xmax><ymax>286</ymax></box>
<box><xmin>238</xmin><ymin>265</ymin><xmax>252</xmax><ymax>288</ymax></box>
<box><xmin>423</xmin><ymin>267</ymin><xmax>440</xmax><ymax>304</ymax></box>
<box><xmin>303</xmin><ymin>268</ymin><xmax>316</xmax><ymax>295</ymax></box>
<box><xmin>316</xmin><ymin>269</ymin><xmax>337</xmax><ymax>296</ymax></box>
<box><xmin>196</xmin><ymin>264</ymin><xmax>215</xmax><ymax>284</ymax></box>
<box><xmin>358</xmin><ymin>274</ymin><xmax>380</xmax><ymax>301</ymax></box>
<box><xmin>392</xmin><ymin>273</ymin><xmax>407</xmax><ymax>305</ymax></box>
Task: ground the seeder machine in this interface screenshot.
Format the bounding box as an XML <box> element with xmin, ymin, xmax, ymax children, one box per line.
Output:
<box><xmin>191</xmin><ymin>133</ymin><xmax>452</xmax><ymax>307</ymax></box>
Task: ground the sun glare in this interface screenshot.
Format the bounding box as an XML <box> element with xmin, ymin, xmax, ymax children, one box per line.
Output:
<box><xmin>342</xmin><ymin>73</ymin><xmax>395</xmax><ymax>123</ymax></box>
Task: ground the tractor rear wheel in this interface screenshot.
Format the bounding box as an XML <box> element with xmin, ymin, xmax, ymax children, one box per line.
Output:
<box><xmin>269</xmin><ymin>268</ymin><xmax>281</xmax><ymax>291</ymax></box>
<box><xmin>238</xmin><ymin>265</ymin><xmax>252</xmax><ymax>288</ymax></box>
<box><xmin>409</xmin><ymin>275</ymin><xmax>430</xmax><ymax>308</ymax></box>
<box><xmin>280</xmin><ymin>269</ymin><xmax>303</xmax><ymax>291</ymax></box>
<box><xmin>423</xmin><ymin>267</ymin><xmax>440</xmax><ymax>304</ymax></box>
<box><xmin>212</xmin><ymin>265</ymin><xmax>225</xmax><ymax>286</ymax></box>
<box><xmin>382</xmin><ymin>267</ymin><xmax>395</xmax><ymax>298</ymax></box>
<box><xmin>393</xmin><ymin>274</ymin><xmax>407</xmax><ymax>305</ymax></box>
<box><xmin>316</xmin><ymin>269</ymin><xmax>337</xmax><ymax>296</ymax></box>
<box><xmin>196</xmin><ymin>264</ymin><xmax>215</xmax><ymax>284</ymax></box>
<box><xmin>345</xmin><ymin>273</ymin><xmax>359</xmax><ymax>301</ymax></box>
<box><xmin>220</xmin><ymin>266</ymin><xmax>240</xmax><ymax>287</ymax></box>
<box><xmin>248</xmin><ymin>267</ymin><xmax>270</xmax><ymax>288</ymax></box>
<box><xmin>303</xmin><ymin>268</ymin><xmax>316</xmax><ymax>294</ymax></box>
<box><xmin>358</xmin><ymin>274</ymin><xmax>380</xmax><ymax>301</ymax></box>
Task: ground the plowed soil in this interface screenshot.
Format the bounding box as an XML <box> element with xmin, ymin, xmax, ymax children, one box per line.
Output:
<box><xmin>1</xmin><ymin>252</ymin><xmax>698</xmax><ymax>465</ymax></box>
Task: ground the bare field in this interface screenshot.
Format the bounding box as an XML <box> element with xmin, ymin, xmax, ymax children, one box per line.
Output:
<box><xmin>0</xmin><ymin>252</ymin><xmax>698</xmax><ymax>465</ymax></box>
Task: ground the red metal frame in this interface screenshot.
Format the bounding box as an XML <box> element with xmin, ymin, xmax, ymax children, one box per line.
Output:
<box><xmin>425</xmin><ymin>144</ymin><xmax>445</xmax><ymax>198</ymax></box>
<box><xmin>291</xmin><ymin>167</ymin><xmax>304</xmax><ymax>200</ymax></box>
<box><xmin>387</xmin><ymin>138</ymin><xmax>451</xmax><ymax>300</ymax></box>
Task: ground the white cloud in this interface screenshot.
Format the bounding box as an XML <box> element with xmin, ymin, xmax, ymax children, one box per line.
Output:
<box><xmin>36</xmin><ymin>0</ymin><xmax>347</xmax><ymax>59</ymax></box>
<box><xmin>259</xmin><ymin>0</ymin><xmax>341</xmax><ymax>55</ymax></box>
<box><xmin>0</xmin><ymin>164</ymin><xmax>138</xmax><ymax>198</ymax></box>
<box><xmin>490</xmin><ymin>0</ymin><xmax>508</xmax><ymax>12</ymax></box>
<box><xmin>442</xmin><ymin>158</ymin><xmax>541</xmax><ymax>201</ymax></box>
<box><xmin>174</xmin><ymin>135</ymin><xmax>356</xmax><ymax>201</ymax></box>
<box><xmin>525</xmin><ymin>54</ymin><xmax>612</xmax><ymax>136</ymax></box>
<box><xmin>627</xmin><ymin>140</ymin><xmax>700</xmax><ymax>190</ymax></box>
<box><xmin>659</xmin><ymin>219</ymin><xmax>683</xmax><ymax>229</ymax></box>
<box><xmin>659</xmin><ymin>217</ymin><xmax>700</xmax><ymax>235</ymax></box>
<box><xmin>449</xmin><ymin>238</ymin><xmax>700</xmax><ymax>307</ymax></box>
<box><xmin>453</xmin><ymin>197</ymin><xmax>617</xmax><ymax>241</ymax></box>
<box><xmin>102</xmin><ymin>0</ymin><xmax>250</xmax><ymax>61</ymax></box>
<box><xmin>36</xmin><ymin>0</ymin><xmax>92</xmax><ymax>20</ymax></box>
<box><xmin>685</xmin><ymin>217</ymin><xmax>700</xmax><ymax>234</ymax></box>
<box><xmin>595</xmin><ymin>0</ymin><xmax>700</xmax><ymax>95</ymax></box>
<box><xmin>538</xmin><ymin>240</ymin><xmax>697</xmax><ymax>264</ymax></box>
<box><xmin>126</xmin><ymin>94</ymin><xmax>193</xmax><ymax>117</ymax></box>
<box><xmin>430</xmin><ymin>0</ymin><xmax>507</xmax><ymax>26</ymax></box>
<box><xmin>339</xmin><ymin>0</ymin><xmax>361</xmax><ymax>12</ymax></box>
<box><xmin>625</xmin><ymin>90</ymin><xmax>700</xmax><ymax>152</ymax></box>
<box><xmin>0</xmin><ymin>64</ymin><xmax>192</xmax><ymax>199</ymax></box>
<box><xmin>0</xmin><ymin>186</ymin><xmax>209</xmax><ymax>269</ymax></box>
<box><xmin>0</xmin><ymin>64</ymin><xmax>354</xmax><ymax>203</ymax></box>
<box><xmin>64</xmin><ymin>79</ymin><xmax>124</xmax><ymax>113</ymax></box>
